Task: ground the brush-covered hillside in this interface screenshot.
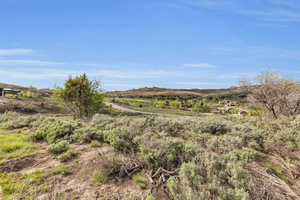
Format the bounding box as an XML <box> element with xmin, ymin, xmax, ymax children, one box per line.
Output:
<box><xmin>0</xmin><ymin>77</ymin><xmax>300</xmax><ymax>200</ymax></box>
<box><xmin>0</xmin><ymin>104</ymin><xmax>300</xmax><ymax>199</ymax></box>
<box><xmin>106</xmin><ymin>87</ymin><xmax>248</xmax><ymax>99</ymax></box>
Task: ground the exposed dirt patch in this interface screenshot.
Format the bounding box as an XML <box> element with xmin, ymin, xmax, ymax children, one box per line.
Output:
<box><xmin>244</xmin><ymin>163</ymin><xmax>300</xmax><ymax>200</ymax></box>
<box><xmin>20</xmin><ymin>153</ymin><xmax>60</xmax><ymax>174</ymax></box>
<box><xmin>0</xmin><ymin>155</ymin><xmax>37</xmax><ymax>173</ymax></box>
<box><xmin>32</xmin><ymin>145</ymin><xmax>149</xmax><ymax>200</ymax></box>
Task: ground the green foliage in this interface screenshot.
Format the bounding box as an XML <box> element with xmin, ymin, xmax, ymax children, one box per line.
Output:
<box><xmin>170</xmin><ymin>99</ymin><xmax>181</xmax><ymax>110</ymax></box>
<box><xmin>0</xmin><ymin>113</ymin><xmax>41</xmax><ymax>130</ymax></box>
<box><xmin>139</xmin><ymin>138</ymin><xmax>194</xmax><ymax>169</ymax></box>
<box><xmin>0</xmin><ymin>173</ymin><xmax>23</xmax><ymax>198</ymax></box>
<box><xmin>248</xmin><ymin>104</ymin><xmax>266</xmax><ymax>116</ymax></box>
<box><xmin>20</xmin><ymin>91</ymin><xmax>38</xmax><ymax>99</ymax></box>
<box><xmin>167</xmin><ymin>159</ymin><xmax>250</xmax><ymax>200</ymax></box>
<box><xmin>192</xmin><ymin>103</ymin><xmax>211</xmax><ymax>113</ymax></box>
<box><xmin>90</xmin><ymin>140</ymin><xmax>102</xmax><ymax>148</ymax></box>
<box><xmin>1</xmin><ymin>110</ymin><xmax>300</xmax><ymax>199</ymax></box>
<box><xmin>57</xmin><ymin>148</ymin><xmax>78</xmax><ymax>162</ymax></box>
<box><xmin>0</xmin><ymin>171</ymin><xmax>47</xmax><ymax>199</ymax></box>
<box><xmin>31</xmin><ymin>119</ymin><xmax>80</xmax><ymax>144</ymax></box>
<box><xmin>261</xmin><ymin>162</ymin><xmax>293</xmax><ymax>184</ymax></box>
<box><xmin>93</xmin><ymin>171</ymin><xmax>108</xmax><ymax>184</ymax></box>
<box><xmin>48</xmin><ymin>140</ymin><xmax>69</xmax><ymax>154</ymax></box>
<box><xmin>4</xmin><ymin>93</ymin><xmax>17</xmax><ymax>98</ymax></box>
<box><xmin>0</xmin><ymin>131</ymin><xmax>37</xmax><ymax>164</ymax></box>
<box><xmin>200</xmin><ymin>119</ymin><xmax>230</xmax><ymax>135</ymax></box>
<box><xmin>132</xmin><ymin>175</ymin><xmax>147</xmax><ymax>189</ymax></box>
<box><xmin>55</xmin><ymin>73</ymin><xmax>104</xmax><ymax>118</ymax></box>
<box><xmin>145</xmin><ymin>194</ymin><xmax>156</xmax><ymax>200</ymax></box>
<box><xmin>50</xmin><ymin>165</ymin><xmax>72</xmax><ymax>176</ymax></box>
<box><xmin>0</xmin><ymin>112</ymin><xmax>19</xmax><ymax>123</ymax></box>
<box><xmin>153</xmin><ymin>100</ymin><xmax>169</xmax><ymax>109</ymax></box>
<box><xmin>270</xmin><ymin>127</ymin><xmax>300</xmax><ymax>149</ymax></box>
<box><xmin>102</xmin><ymin>128</ymin><xmax>138</xmax><ymax>153</ymax></box>
<box><xmin>226</xmin><ymin>148</ymin><xmax>260</xmax><ymax>162</ymax></box>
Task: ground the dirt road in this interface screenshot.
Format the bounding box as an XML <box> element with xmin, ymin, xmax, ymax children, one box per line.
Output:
<box><xmin>105</xmin><ymin>102</ymin><xmax>156</xmax><ymax>115</ymax></box>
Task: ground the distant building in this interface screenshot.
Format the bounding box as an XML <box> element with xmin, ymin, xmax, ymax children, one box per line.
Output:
<box><xmin>0</xmin><ymin>88</ymin><xmax>21</xmax><ymax>96</ymax></box>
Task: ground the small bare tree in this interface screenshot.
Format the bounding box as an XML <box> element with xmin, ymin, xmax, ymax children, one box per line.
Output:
<box><xmin>242</xmin><ymin>72</ymin><xmax>300</xmax><ymax>118</ymax></box>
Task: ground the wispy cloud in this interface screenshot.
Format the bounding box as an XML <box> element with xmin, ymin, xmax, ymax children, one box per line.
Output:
<box><xmin>0</xmin><ymin>49</ymin><xmax>34</xmax><ymax>56</ymax></box>
<box><xmin>174</xmin><ymin>0</ymin><xmax>300</xmax><ymax>22</ymax></box>
<box><xmin>216</xmin><ymin>73</ymin><xmax>253</xmax><ymax>79</ymax></box>
<box><xmin>0</xmin><ymin>59</ymin><xmax>111</xmax><ymax>67</ymax></box>
<box><xmin>209</xmin><ymin>46</ymin><xmax>300</xmax><ymax>60</ymax></box>
<box><xmin>181</xmin><ymin>0</ymin><xmax>235</xmax><ymax>9</ymax></box>
<box><xmin>0</xmin><ymin>68</ymin><xmax>184</xmax><ymax>81</ymax></box>
<box><xmin>183</xmin><ymin>63</ymin><xmax>216</xmax><ymax>68</ymax></box>
<box><xmin>241</xmin><ymin>8</ymin><xmax>300</xmax><ymax>22</ymax></box>
<box><xmin>0</xmin><ymin>59</ymin><xmax>65</xmax><ymax>66</ymax></box>
<box><xmin>267</xmin><ymin>0</ymin><xmax>300</xmax><ymax>8</ymax></box>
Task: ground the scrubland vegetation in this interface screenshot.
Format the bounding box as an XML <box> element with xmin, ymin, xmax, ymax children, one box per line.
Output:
<box><xmin>0</xmin><ymin>112</ymin><xmax>299</xmax><ymax>199</ymax></box>
<box><xmin>0</xmin><ymin>73</ymin><xmax>299</xmax><ymax>199</ymax></box>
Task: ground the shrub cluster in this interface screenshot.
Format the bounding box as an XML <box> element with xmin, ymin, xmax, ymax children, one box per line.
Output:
<box><xmin>1</xmin><ymin>113</ymin><xmax>300</xmax><ymax>199</ymax></box>
<box><xmin>192</xmin><ymin>103</ymin><xmax>211</xmax><ymax>113</ymax></box>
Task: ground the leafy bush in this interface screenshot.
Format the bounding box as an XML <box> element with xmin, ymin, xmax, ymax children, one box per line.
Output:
<box><xmin>138</xmin><ymin>138</ymin><xmax>193</xmax><ymax>169</ymax></box>
<box><xmin>170</xmin><ymin>99</ymin><xmax>181</xmax><ymax>110</ymax></box>
<box><xmin>157</xmin><ymin>120</ymin><xmax>185</xmax><ymax>137</ymax></box>
<box><xmin>57</xmin><ymin>148</ymin><xmax>78</xmax><ymax>162</ymax></box>
<box><xmin>192</xmin><ymin>103</ymin><xmax>211</xmax><ymax>113</ymax></box>
<box><xmin>101</xmin><ymin>152</ymin><xmax>141</xmax><ymax>178</ymax></box>
<box><xmin>153</xmin><ymin>100</ymin><xmax>169</xmax><ymax>109</ymax></box>
<box><xmin>200</xmin><ymin>120</ymin><xmax>230</xmax><ymax>135</ymax></box>
<box><xmin>248</xmin><ymin>104</ymin><xmax>265</xmax><ymax>116</ymax></box>
<box><xmin>102</xmin><ymin>128</ymin><xmax>138</xmax><ymax>153</ymax></box>
<box><xmin>226</xmin><ymin>148</ymin><xmax>260</xmax><ymax>162</ymax></box>
<box><xmin>167</xmin><ymin>159</ymin><xmax>250</xmax><ymax>200</ymax></box>
<box><xmin>132</xmin><ymin>175</ymin><xmax>147</xmax><ymax>189</ymax></box>
<box><xmin>48</xmin><ymin>140</ymin><xmax>69</xmax><ymax>154</ymax></box>
<box><xmin>90</xmin><ymin>140</ymin><xmax>102</xmax><ymax>148</ymax></box>
<box><xmin>145</xmin><ymin>195</ymin><xmax>156</xmax><ymax>200</ymax></box>
<box><xmin>51</xmin><ymin>165</ymin><xmax>72</xmax><ymax>176</ymax></box>
<box><xmin>0</xmin><ymin>112</ymin><xmax>19</xmax><ymax>123</ymax></box>
<box><xmin>93</xmin><ymin>171</ymin><xmax>108</xmax><ymax>184</ymax></box>
<box><xmin>2</xmin><ymin>115</ymin><xmax>38</xmax><ymax>129</ymax></box>
<box><xmin>31</xmin><ymin>119</ymin><xmax>80</xmax><ymax>144</ymax></box>
<box><xmin>74</xmin><ymin>126</ymin><xmax>104</xmax><ymax>144</ymax></box>
<box><xmin>269</xmin><ymin>127</ymin><xmax>300</xmax><ymax>150</ymax></box>
<box><xmin>20</xmin><ymin>91</ymin><xmax>38</xmax><ymax>98</ymax></box>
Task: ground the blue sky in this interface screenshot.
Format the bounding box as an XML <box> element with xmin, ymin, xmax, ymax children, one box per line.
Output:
<box><xmin>1</xmin><ymin>0</ymin><xmax>300</xmax><ymax>91</ymax></box>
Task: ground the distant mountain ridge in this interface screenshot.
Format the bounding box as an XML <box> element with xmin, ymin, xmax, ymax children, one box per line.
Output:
<box><xmin>106</xmin><ymin>87</ymin><xmax>247</xmax><ymax>99</ymax></box>
<box><xmin>0</xmin><ymin>83</ymin><xmax>53</xmax><ymax>97</ymax></box>
<box><xmin>0</xmin><ymin>82</ymin><xmax>29</xmax><ymax>90</ymax></box>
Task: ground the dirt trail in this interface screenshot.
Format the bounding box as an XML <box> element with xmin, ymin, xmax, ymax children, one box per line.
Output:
<box><xmin>105</xmin><ymin>102</ymin><xmax>156</xmax><ymax>115</ymax></box>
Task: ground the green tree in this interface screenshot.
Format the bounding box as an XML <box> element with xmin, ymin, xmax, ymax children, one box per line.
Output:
<box><xmin>56</xmin><ymin>74</ymin><xmax>104</xmax><ymax>118</ymax></box>
<box><xmin>170</xmin><ymin>98</ymin><xmax>181</xmax><ymax>110</ymax></box>
<box><xmin>192</xmin><ymin>102</ymin><xmax>211</xmax><ymax>113</ymax></box>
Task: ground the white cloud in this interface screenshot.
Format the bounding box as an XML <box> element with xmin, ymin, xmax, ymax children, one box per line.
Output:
<box><xmin>0</xmin><ymin>49</ymin><xmax>34</xmax><ymax>56</ymax></box>
<box><xmin>217</xmin><ymin>73</ymin><xmax>252</xmax><ymax>79</ymax></box>
<box><xmin>181</xmin><ymin>0</ymin><xmax>235</xmax><ymax>9</ymax></box>
<box><xmin>183</xmin><ymin>63</ymin><xmax>216</xmax><ymax>68</ymax></box>
<box><xmin>267</xmin><ymin>0</ymin><xmax>300</xmax><ymax>8</ymax></box>
<box><xmin>175</xmin><ymin>0</ymin><xmax>300</xmax><ymax>22</ymax></box>
<box><xmin>0</xmin><ymin>68</ymin><xmax>183</xmax><ymax>81</ymax></box>
<box><xmin>210</xmin><ymin>46</ymin><xmax>300</xmax><ymax>60</ymax></box>
<box><xmin>0</xmin><ymin>59</ymin><xmax>65</xmax><ymax>66</ymax></box>
<box><xmin>241</xmin><ymin>8</ymin><xmax>300</xmax><ymax>22</ymax></box>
